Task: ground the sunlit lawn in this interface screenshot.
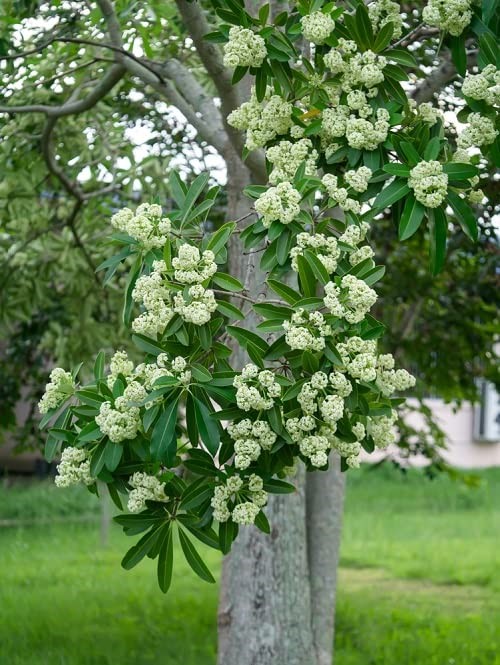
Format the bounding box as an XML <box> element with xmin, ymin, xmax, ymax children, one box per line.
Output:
<box><xmin>1</xmin><ymin>466</ymin><xmax>499</xmax><ymax>664</ymax></box>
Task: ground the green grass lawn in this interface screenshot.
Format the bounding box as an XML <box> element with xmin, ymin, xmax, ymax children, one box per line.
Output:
<box><xmin>1</xmin><ymin>466</ymin><xmax>499</xmax><ymax>665</ymax></box>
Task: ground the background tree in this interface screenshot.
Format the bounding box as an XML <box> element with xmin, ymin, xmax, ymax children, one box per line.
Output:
<box><xmin>0</xmin><ymin>2</ymin><xmax>498</xmax><ymax>665</ymax></box>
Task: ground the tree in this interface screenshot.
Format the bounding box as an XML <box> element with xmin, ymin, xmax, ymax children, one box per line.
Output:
<box><xmin>0</xmin><ymin>2</ymin><xmax>498</xmax><ymax>664</ymax></box>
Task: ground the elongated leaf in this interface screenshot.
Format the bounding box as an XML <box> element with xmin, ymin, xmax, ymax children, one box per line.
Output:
<box><xmin>373</xmin><ymin>21</ymin><xmax>394</xmax><ymax>51</ymax></box>
<box><xmin>151</xmin><ymin>396</ymin><xmax>180</xmax><ymax>466</ymax></box>
<box><xmin>383</xmin><ymin>163</ymin><xmax>410</xmax><ymax>177</ymax></box>
<box><xmin>304</xmin><ymin>249</ymin><xmax>330</xmax><ymax>284</ymax></box>
<box><xmin>442</xmin><ymin>163</ymin><xmax>479</xmax><ymax>180</ymax></box>
<box><xmin>447</xmin><ymin>190</ymin><xmax>478</xmax><ymax>241</ymax></box>
<box><xmin>178</xmin><ymin>527</ymin><xmax>216</xmax><ymax>583</ymax></box>
<box><xmin>207</xmin><ymin>221</ymin><xmax>236</xmax><ymax>254</ymax></box>
<box><xmin>104</xmin><ymin>439</ymin><xmax>122</xmax><ymax>472</ymax></box>
<box><xmin>296</xmin><ymin>254</ymin><xmax>317</xmax><ymax>298</ymax></box>
<box><xmin>226</xmin><ymin>326</ymin><xmax>269</xmax><ymax>354</ymax></box>
<box><xmin>93</xmin><ymin>351</ymin><xmax>105</xmax><ymax>381</ymax></box>
<box><xmin>267</xmin><ymin>279</ymin><xmax>301</xmax><ymax>304</ymax></box>
<box><xmin>131</xmin><ymin>334</ymin><xmax>164</xmax><ymax>356</ymax></box>
<box><xmin>428</xmin><ymin>207</ymin><xmax>448</xmax><ymax>275</ymax></box>
<box><xmin>90</xmin><ymin>440</ymin><xmax>108</xmax><ymax>477</ymax></box>
<box><xmin>399</xmin><ymin>194</ymin><xmax>426</xmax><ymax>241</ymax></box>
<box><xmin>157</xmin><ymin>524</ymin><xmax>174</xmax><ymax>593</ymax></box>
<box><xmin>374</xmin><ymin>179</ymin><xmax>410</xmax><ymax>210</ymax></box>
<box><xmin>193</xmin><ymin>397</ymin><xmax>220</xmax><ymax>455</ymax></box>
<box><xmin>212</xmin><ymin>273</ymin><xmax>244</xmax><ymax>292</ymax></box>
<box><xmin>180</xmin><ymin>173</ymin><xmax>210</xmax><ymax>224</ymax></box>
<box><xmin>218</xmin><ymin>520</ymin><xmax>236</xmax><ymax>554</ymax></box>
<box><xmin>121</xmin><ymin>525</ymin><xmax>163</xmax><ymax>570</ymax></box>
<box><xmin>423</xmin><ymin>137</ymin><xmax>442</xmax><ymax>161</ymax></box>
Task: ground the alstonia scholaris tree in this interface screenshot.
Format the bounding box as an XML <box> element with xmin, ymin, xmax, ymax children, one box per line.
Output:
<box><xmin>36</xmin><ymin>0</ymin><xmax>497</xmax><ymax>641</ymax></box>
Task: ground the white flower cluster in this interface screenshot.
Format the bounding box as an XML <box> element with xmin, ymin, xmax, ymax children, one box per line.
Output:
<box><xmin>339</xmin><ymin>222</ymin><xmax>371</xmax><ymax>247</ymax></box>
<box><xmin>417</xmin><ymin>102</ymin><xmax>442</xmax><ymax>126</ymax></box>
<box><xmin>107</xmin><ymin>350</ymin><xmax>134</xmax><ymax>388</ymax></box>
<box><xmin>54</xmin><ymin>446</ymin><xmax>93</xmax><ymax>488</ymax></box>
<box><xmin>408</xmin><ymin>160</ymin><xmax>448</xmax><ymax>208</ymax></box>
<box><xmin>285</xmin><ymin>371</ymin><xmax>351</xmax><ymax>467</ymax></box>
<box><xmin>95</xmin><ymin>383</ymin><xmax>142</xmax><ymax>444</ymax></box>
<box><xmin>132</xmin><ymin>260</ymin><xmax>174</xmax><ymax>337</ymax></box>
<box><xmin>266</xmin><ymin>139</ymin><xmax>318</xmax><ymax>184</ymax></box>
<box><xmin>324</xmin><ymin>275</ymin><xmax>378</xmax><ymax>324</ymax></box>
<box><xmin>457</xmin><ymin>113</ymin><xmax>498</xmax><ymax>149</ymax></box>
<box><xmin>337</xmin><ymin>337</ymin><xmax>378</xmax><ymax>382</ymax></box>
<box><xmin>211</xmin><ymin>474</ymin><xmax>268</xmax><ymax>524</ymax></box>
<box><xmin>228</xmin><ymin>419</ymin><xmax>277</xmax><ymax>469</ymax></box>
<box><xmin>223</xmin><ymin>26</ymin><xmax>267</xmax><ymax>68</ymax></box>
<box><xmin>172</xmin><ymin>244</ymin><xmax>217</xmax><ymax>284</ymax></box>
<box><xmin>254</xmin><ymin>181</ymin><xmax>301</xmax><ymax>227</ymax></box>
<box><xmin>290</xmin><ymin>232</ymin><xmax>340</xmax><ymax>274</ymax></box>
<box><xmin>321</xmin><ymin>106</ymin><xmax>390</xmax><ymax>153</ymax></box>
<box><xmin>322</xmin><ymin>173</ymin><xmax>360</xmax><ymax>213</ymax></box>
<box><xmin>324</xmin><ymin>43</ymin><xmax>387</xmax><ymax>90</ymax></box>
<box><xmin>300</xmin><ymin>11</ymin><xmax>335</xmax><ymax>44</ymax></box>
<box><xmin>127</xmin><ymin>472</ymin><xmax>168</xmax><ymax>513</ymax></box>
<box><xmin>233</xmin><ymin>364</ymin><xmax>281</xmax><ymax>411</ymax></box>
<box><xmin>368</xmin><ymin>0</ymin><xmax>404</xmax><ymax>39</ymax></box>
<box><xmin>376</xmin><ymin>353</ymin><xmax>416</xmax><ymax>396</ymax></box>
<box><xmin>111</xmin><ymin>203</ymin><xmax>171</xmax><ymax>249</ymax></box>
<box><xmin>462</xmin><ymin>66</ymin><xmax>500</xmax><ymax>107</ymax></box>
<box><xmin>349</xmin><ymin>245</ymin><xmax>375</xmax><ymax>266</ymax></box>
<box><xmin>367</xmin><ymin>410</ymin><xmax>399</xmax><ymax>448</ymax></box>
<box><xmin>422</xmin><ymin>0</ymin><xmax>473</xmax><ymax>36</ymax></box>
<box><xmin>173</xmin><ymin>284</ymin><xmax>217</xmax><ymax>325</ymax></box>
<box><xmin>227</xmin><ymin>88</ymin><xmax>293</xmax><ymax>150</ymax></box>
<box><xmin>283</xmin><ymin>308</ymin><xmax>332</xmax><ymax>352</ymax></box>
<box><xmin>38</xmin><ymin>367</ymin><xmax>75</xmax><ymax>414</ymax></box>
<box><xmin>344</xmin><ymin>166</ymin><xmax>373</xmax><ymax>193</ymax></box>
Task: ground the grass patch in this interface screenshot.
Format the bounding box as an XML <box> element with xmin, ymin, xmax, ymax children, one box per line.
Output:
<box><xmin>0</xmin><ymin>465</ymin><xmax>498</xmax><ymax>664</ymax></box>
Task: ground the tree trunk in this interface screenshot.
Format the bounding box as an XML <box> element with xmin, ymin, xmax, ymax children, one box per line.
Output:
<box><xmin>217</xmin><ymin>151</ymin><xmax>347</xmax><ymax>665</ymax></box>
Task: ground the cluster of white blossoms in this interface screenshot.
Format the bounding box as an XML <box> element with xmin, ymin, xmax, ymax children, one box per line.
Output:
<box><xmin>462</xmin><ymin>66</ymin><xmax>500</xmax><ymax>107</ymax></box>
<box><xmin>322</xmin><ymin>173</ymin><xmax>360</xmax><ymax>213</ymax></box>
<box><xmin>321</xmin><ymin>106</ymin><xmax>390</xmax><ymax>153</ymax></box>
<box><xmin>254</xmin><ymin>181</ymin><xmax>302</xmax><ymax>227</ymax></box>
<box><xmin>111</xmin><ymin>203</ymin><xmax>171</xmax><ymax>250</ymax></box>
<box><xmin>408</xmin><ymin>160</ymin><xmax>448</xmax><ymax>208</ymax></box>
<box><xmin>107</xmin><ymin>350</ymin><xmax>134</xmax><ymax>388</ymax></box>
<box><xmin>324</xmin><ymin>275</ymin><xmax>378</xmax><ymax>324</ymax></box>
<box><xmin>283</xmin><ymin>309</ymin><xmax>332</xmax><ymax>352</ymax></box>
<box><xmin>376</xmin><ymin>353</ymin><xmax>416</xmax><ymax>396</ymax></box>
<box><xmin>127</xmin><ymin>472</ymin><xmax>168</xmax><ymax>513</ymax></box>
<box><xmin>172</xmin><ymin>244</ymin><xmax>217</xmax><ymax>284</ymax></box>
<box><xmin>344</xmin><ymin>166</ymin><xmax>373</xmax><ymax>193</ymax></box>
<box><xmin>173</xmin><ymin>284</ymin><xmax>217</xmax><ymax>325</ymax></box>
<box><xmin>223</xmin><ymin>26</ymin><xmax>267</xmax><ymax>68</ymax></box>
<box><xmin>54</xmin><ymin>446</ymin><xmax>93</xmax><ymax>488</ymax></box>
<box><xmin>457</xmin><ymin>113</ymin><xmax>498</xmax><ymax>149</ymax></box>
<box><xmin>337</xmin><ymin>337</ymin><xmax>379</xmax><ymax>382</ymax></box>
<box><xmin>233</xmin><ymin>364</ymin><xmax>281</xmax><ymax>411</ymax></box>
<box><xmin>266</xmin><ymin>139</ymin><xmax>318</xmax><ymax>184</ymax></box>
<box><xmin>422</xmin><ymin>0</ymin><xmax>473</xmax><ymax>36</ymax></box>
<box><xmin>415</xmin><ymin>102</ymin><xmax>441</xmax><ymax>126</ymax></box>
<box><xmin>290</xmin><ymin>232</ymin><xmax>340</xmax><ymax>274</ymax></box>
<box><xmin>95</xmin><ymin>382</ymin><xmax>143</xmax><ymax>443</ymax></box>
<box><xmin>324</xmin><ymin>43</ymin><xmax>387</xmax><ymax>90</ymax></box>
<box><xmin>228</xmin><ymin>419</ymin><xmax>277</xmax><ymax>469</ymax></box>
<box><xmin>300</xmin><ymin>11</ymin><xmax>335</xmax><ymax>44</ymax></box>
<box><xmin>210</xmin><ymin>474</ymin><xmax>268</xmax><ymax>524</ymax></box>
<box><xmin>132</xmin><ymin>260</ymin><xmax>174</xmax><ymax>337</ymax></box>
<box><xmin>368</xmin><ymin>0</ymin><xmax>404</xmax><ymax>39</ymax></box>
<box><xmin>367</xmin><ymin>410</ymin><xmax>399</xmax><ymax>448</ymax></box>
<box><xmin>339</xmin><ymin>222</ymin><xmax>371</xmax><ymax>247</ymax></box>
<box><xmin>38</xmin><ymin>367</ymin><xmax>75</xmax><ymax>414</ymax></box>
<box><xmin>227</xmin><ymin>88</ymin><xmax>293</xmax><ymax>150</ymax></box>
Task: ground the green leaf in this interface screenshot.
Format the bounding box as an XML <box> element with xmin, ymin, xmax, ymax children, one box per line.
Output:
<box><xmin>374</xmin><ymin>179</ymin><xmax>410</xmax><ymax>210</ymax></box>
<box><xmin>180</xmin><ymin>173</ymin><xmax>210</xmax><ymax>224</ymax></box>
<box><xmin>217</xmin><ymin>300</ymin><xmax>245</xmax><ymax>320</ymax></box>
<box><xmin>373</xmin><ymin>21</ymin><xmax>394</xmax><ymax>51</ymax></box>
<box><xmin>207</xmin><ymin>221</ymin><xmax>236</xmax><ymax>254</ymax></box>
<box><xmin>104</xmin><ymin>440</ymin><xmax>122</xmax><ymax>472</ymax></box>
<box><xmin>75</xmin><ymin>390</ymin><xmax>105</xmax><ymax>409</ymax></box>
<box><xmin>131</xmin><ymin>334</ymin><xmax>164</xmax><ymax>356</ymax></box>
<box><xmin>151</xmin><ymin>396</ymin><xmax>180</xmax><ymax>466</ymax></box>
<box><xmin>254</xmin><ymin>510</ymin><xmax>271</xmax><ymax>534</ymax></box>
<box><xmin>76</xmin><ymin>421</ymin><xmax>102</xmax><ymax>443</ymax></box>
<box><xmin>178</xmin><ymin>527</ymin><xmax>216</xmax><ymax>583</ymax></box>
<box><xmin>296</xmin><ymin>254</ymin><xmax>317</xmax><ymax>298</ymax></box>
<box><xmin>399</xmin><ymin>142</ymin><xmax>421</xmax><ymax>165</ymax></box>
<box><xmin>122</xmin><ymin>254</ymin><xmax>141</xmax><ymax>326</ymax></box>
<box><xmin>121</xmin><ymin>525</ymin><xmax>163</xmax><ymax>570</ymax></box>
<box><xmin>218</xmin><ymin>520</ymin><xmax>236</xmax><ymax>554</ymax></box>
<box><xmin>442</xmin><ymin>163</ymin><xmax>479</xmax><ymax>180</ymax></box>
<box><xmin>193</xmin><ymin>397</ymin><xmax>220</xmax><ymax>455</ymax></box>
<box><xmin>428</xmin><ymin>207</ymin><xmax>448</xmax><ymax>275</ymax></box>
<box><xmin>382</xmin><ymin>163</ymin><xmax>410</xmax><ymax>177</ymax></box>
<box><xmin>267</xmin><ymin>279</ymin><xmax>301</xmax><ymax>304</ymax></box>
<box><xmin>303</xmin><ymin>249</ymin><xmax>330</xmax><ymax>284</ymax></box>
<box><xmin>212</xmin><ymin>272</ymin><xmax>244</xmax><ymax>292</ymax></box>
<box><xmin>387</xmin><ymin>48</ymin><xmax>417</xmax><ymax>67</ymax></box>
<box><xmin>449</xmin><ymin>35</ymin><xmax>466</xmax><ymax>76</ymax></box>
<box><xmin>227</xmin><ymin>326</ymin><xmax>269</xmax><ymax>354</ymax></box>
<box><xmin>157</xmin><ymin>524</ymin><xmax>174</xmax><ymax>593</ymax></box>
<box><xmin>447</xmin><ymin>190</ymin><xmax>478</xmax><ymax>241</ymax></box>
<box><xmin>398</xmin><ymin>193</ymin><xmax>426</xmax><ymax>241</ymax></box>
<box><xmin>179</xmin><ymin>478</ymin><xmax>214</xmax><ymax>511</ymax></box>
<box><xmin>93</xmin><ymin>351</ymin><xmax>106</xmax><ymax>381</ymax></box>
<box><xmin>262</xmin><ymin>478</ymin><xmax>296</xmax><ymax>493</ymax></box>
<box><xmin>423</xmin><ymin>137</ymin><xmax>442</xmax><ymax>161</ymax></box>
<box><xmin>90</xmin><ymin>441</ymin><xmax>108</xmax><ymax>477</ymax></box>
